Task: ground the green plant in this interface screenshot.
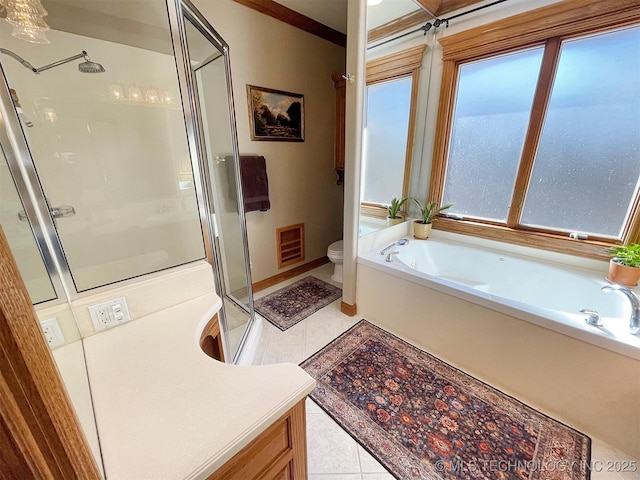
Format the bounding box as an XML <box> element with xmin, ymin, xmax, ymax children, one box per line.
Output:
<box><xmin>412</xmin><ymin>198</ymin><xmax>453</xmax><ymax>224</ymax></box>
<box><xmin>387</xmin><ymin>197</ymin><xmax>408</xmax><ymax>219</ymax></box>
<box><xmin>610</xmin><ymin>243</ymin><xmax>640</xmax><ymax>268</ymax></box>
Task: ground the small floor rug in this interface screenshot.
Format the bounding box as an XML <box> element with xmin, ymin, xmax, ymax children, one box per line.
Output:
<box><xmin>300</xmin><ymin>320</ymin><xmax>591</xmax><ymax>480</ymax></box>
<box><xmin>254</xmin><ymin>276</ymin><xmax>342</xmax><ymax>331</ymax></box>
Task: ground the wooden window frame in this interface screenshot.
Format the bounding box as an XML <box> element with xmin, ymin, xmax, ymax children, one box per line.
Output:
<box><xmin>361</xmin><ymin>45</ymin><xmax>426</xmax><ymax>220</ymax></box>
<box><xmin>429</xmin><ymin>0</ymin><xmax>640</xmax><ymax>260</ymax></box>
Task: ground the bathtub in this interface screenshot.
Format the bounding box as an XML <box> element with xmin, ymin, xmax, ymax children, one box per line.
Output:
<box><xmin>359</xmin><ymin>235</ymin><xmax>640</xmax><ymax>360</ymax></box>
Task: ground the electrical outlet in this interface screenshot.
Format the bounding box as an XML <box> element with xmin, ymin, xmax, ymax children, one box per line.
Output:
<box><xmin>89</xmin><ymin>297</ymin><xmax>131</xmax><ymax>331</ymax></box>
<box><xmin>40</xmin><ymin>317</ymin><xmax>65</xmax><ymax>348</ymax></box>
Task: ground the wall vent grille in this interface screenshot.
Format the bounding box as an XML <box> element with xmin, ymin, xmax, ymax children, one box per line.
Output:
<box><xmin>276</xmin><ymin>223</ymin><xmax>304</xmax><ymax>268</ymax></box>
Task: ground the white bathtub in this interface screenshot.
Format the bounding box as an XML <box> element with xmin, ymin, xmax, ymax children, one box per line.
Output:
<box><xmin>359</xmin><ymin>235</ymin><xmax>640</xmax><ymax>360</ymax></box>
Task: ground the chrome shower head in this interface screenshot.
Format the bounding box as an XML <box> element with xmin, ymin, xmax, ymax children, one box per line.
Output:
<box><xmin>0</xmin><ymin>48</ymin><xmax>105</xmax><ymax>74</ymax></box>
<box><xmin>78</xmin><ymin>55</ymin><xmax>105</xmax><ymax>74</ymax></box>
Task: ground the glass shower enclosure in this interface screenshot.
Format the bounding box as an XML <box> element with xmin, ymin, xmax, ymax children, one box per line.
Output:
<box><xmin>0</xmin><ymin>0</ymin><xmax>254</xmax><ymax>474</ymax></box>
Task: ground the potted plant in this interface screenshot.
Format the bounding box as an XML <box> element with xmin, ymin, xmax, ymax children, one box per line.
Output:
<box><xmin>387</xmin><ymin>197</ymin><xmax>408</xmax><ymax>226</ymax></box>
<box><xmin>608</xmin><ymin>243</ymin><xmax>640</xmax><ymax>286</ymax></box>
<box><xmin>411</xmin><ymin>198</ymin><xmax>453</xmax><ymax>239</ymax></box>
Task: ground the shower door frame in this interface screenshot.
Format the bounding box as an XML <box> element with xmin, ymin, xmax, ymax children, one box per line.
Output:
<box><xmin>168</xmin><ymin>0</ymin><xmax>257</xmax><ymax>363</ymax></box>
<box><xmin>0</xmin><ymin>63</ymin><xmax>72</xmax><ymax>306</ymax></box>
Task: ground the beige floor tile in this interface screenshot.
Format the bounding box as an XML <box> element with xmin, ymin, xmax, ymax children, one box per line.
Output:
<box><xmin>309</xmin><ymin>475</ymin><xmax>361</xmax><ymax>480</ymax></box>
<box><xmin>357</xmin><ymin>446</ymin><xmax>390</xmax><ymax>474</ymax></box>
<box><xmin>618</xmin><ymin>468</ymin><xmax>640</xmax><ymax>480</ymax></box>
<box><xmin>591</xmin><ymin>438</ymin><xmax>639</xmax><ymax>480</ymax></box>
<box><xmin>361</xmin><ymin>474</ymin><xmax>396</xmax><ymax>480</ymax></box>
<box><xmin>273</xmin><ymin>321</ymin><xmax>307</xmax><ymax>345</ymax></box>
<box><xmin>592</xmin><ymin>470</ymin><xmax>626</xmax><ymax>480</ymax></box>
<box><xmin>306</xmin><ymin>397</ymin><xmax>324</xmax><ymax>415</ymax></box>
<box><xmin>260</xmin><ymin>342</ymin><xmax>306</xmax><ymax>365</ymax></box>
<box><xmin>307</xmin><ymin>412</ymin><xmax>362</xmax><ymax>475</ymax></box>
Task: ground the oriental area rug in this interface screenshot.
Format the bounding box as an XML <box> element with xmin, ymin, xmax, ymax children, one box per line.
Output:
<box><xmin>254</xmin><ymin>276</ymin><xmax>342</xmax><ymax>331</ymax></box>
<box><xmin>300</xmin><ymin>320</ymin><xmax>591</xmax><ymax>480</ymax></box>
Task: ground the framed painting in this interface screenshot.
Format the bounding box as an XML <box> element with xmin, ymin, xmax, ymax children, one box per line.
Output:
<box><xmin>247</xmin><ymin>85</ymin><xmax>304</xmax><ymax>141</ymax></box>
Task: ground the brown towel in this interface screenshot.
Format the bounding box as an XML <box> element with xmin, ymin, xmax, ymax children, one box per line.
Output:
<box><xmin>239</xmin><ymin>155</ymin><xmax>270</xmax><ymax>213</ymax></box>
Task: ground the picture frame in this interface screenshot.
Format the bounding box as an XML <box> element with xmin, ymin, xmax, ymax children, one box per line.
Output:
<box><xmin>247</xmin><ymin>85</ymin><xmax>304</xmax><ymax>142</ymax></box>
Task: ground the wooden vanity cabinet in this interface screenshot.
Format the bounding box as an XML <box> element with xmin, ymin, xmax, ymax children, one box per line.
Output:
<box><xmin>206</xmin><ymin>399</ymin><xmax>308</xmax><ymax>480</ymax></box>
<box><xmin>199</xmin><ymin>314</ymin><xmax>309</xmax><ymax>479</ymax></box>
<box><xmin>199</xmin><ymin>313</ymin><xmax>225</xmax><ymax>362</ymax></box>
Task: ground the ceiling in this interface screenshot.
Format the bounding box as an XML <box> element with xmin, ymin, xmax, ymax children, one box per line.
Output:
<box><xmin>32</xmin><ymin>0</ymin><xmax>490</xmax><ymax>50</ymax></box>
<box><xmin>275</xmin><ymin>0</ymin><xmax>349</xmax><ymax>34</ymax></box>
<box><xmin>273</xmin><ymin>0</ymin><xmax>490</xmax><ymax>34</ymax></box>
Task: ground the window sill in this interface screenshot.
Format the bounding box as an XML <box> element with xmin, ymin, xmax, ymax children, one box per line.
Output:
<box><xmin>435</xmin><ymin>217</ymin><xmax>613</xmax><ymax>262</ymax></box>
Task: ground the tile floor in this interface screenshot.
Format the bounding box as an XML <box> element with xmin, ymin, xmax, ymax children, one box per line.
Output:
<box><xmin>251</xmin><ymin>263</ymin><xmax>639</xmax><ymax>480</ymax></box>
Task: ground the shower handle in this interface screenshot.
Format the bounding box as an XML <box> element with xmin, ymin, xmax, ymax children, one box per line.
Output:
<box><xmin>17</xmin><ymin>205</ymin><xmax>76</xmax><ymax>222</ymax></box>
<box><xmin>50</xmin><ymin>205</ymin><xmax>76</xmax><ymax>219</ymax></box>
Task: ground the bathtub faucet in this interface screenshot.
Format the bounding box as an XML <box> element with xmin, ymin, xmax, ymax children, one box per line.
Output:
<box><xmin>379</xmin><ymin>243</ymin><xmax>396</xmax><ymax>255</ymax></box>
<box><xmin>601</xmin><ymin>284</ymin><xmax>640</xmax><ymax>335</ymax></box>
<box><xmin>385</xmin><ymin>251</ymin><xmax>399</xmax><ymax>262</ymax></box>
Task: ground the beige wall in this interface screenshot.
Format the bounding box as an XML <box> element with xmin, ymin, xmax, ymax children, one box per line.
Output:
<box><xmin>194</xmin><ymin>0</ymin><xmax>346</xmax><ymax>282</ymax></box>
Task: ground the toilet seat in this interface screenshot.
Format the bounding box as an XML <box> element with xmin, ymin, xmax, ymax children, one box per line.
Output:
<box><xmin>327</xmin><ymin>240</ymin><xmax>343</xmax><ymax>283</ymax></box>
<box><xmin>327</xmin><ymin>240</ymin><xmax>344</xmax><ymax>259</ymax></box>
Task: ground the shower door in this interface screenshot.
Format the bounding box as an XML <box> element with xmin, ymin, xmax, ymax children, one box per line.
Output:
<box><xmin>180</xmin><ymin>1</ymin><xmax>255</xmax><ymax>362</ymax></box>
<box><xmin>0</xmin><ymin>142</ymin><xmax>56</xmax><ymax>304</ymax></box>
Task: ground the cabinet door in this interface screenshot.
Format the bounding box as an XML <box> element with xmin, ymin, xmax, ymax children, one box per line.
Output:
<box><xmin>331</xmin><ymin>74</ymin><xmax>346</xmax><ymax>183</ymax></box>
<box><xmin>207</xmin><ymin>400</ymin><xmax>307</xmax><ymax>480</ymax></box>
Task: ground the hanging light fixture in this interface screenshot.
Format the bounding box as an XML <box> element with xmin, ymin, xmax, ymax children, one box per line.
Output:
<box><xmin>108</xmin><ymin>84</ymin><xmax>124</xmax><ymax>100</ymax></box>
<box><xmin>128</xmin><ymin>86</ymin><xmax>143</xmax><ymax>102</ymax></box>
<box><xmin>4</xmin><ymin>0</ymin><xmax>51</xmax><ymax>44</ymax></box>
<box><xmin>160</xmin><ymin>91</ymin><xmax>174</xmax><ymax>104</ymax></box>
<box><xmin>144</xmin><ymin>88</ymin><xmax>159</xmax><ymax>104</ymax></box>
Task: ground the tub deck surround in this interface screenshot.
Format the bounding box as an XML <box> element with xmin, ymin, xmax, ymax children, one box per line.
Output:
<box><xmin>82</xmin><ymin>293</ymin><xmax>315</xmax><ymax>480</ymax></box>
<box><xmin>357</xmin><ymin>264</ymin><xmax>640</xmax><ymax>459</ymax></box>
<box><xmin>359</xmin><ymin>234</ymin><xmax>640</xmax><ymax>360</ymax></box>
<box><xmin>355</xmin><ymin>231</ymin><xmax>640</xmax><ymax>458</ymax></box>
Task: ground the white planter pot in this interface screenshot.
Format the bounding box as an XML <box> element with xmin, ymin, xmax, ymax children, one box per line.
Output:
<box><xmin>413</xmin><ymin>221</ymin><xmax>432</xmax><ymax>239</ymax></box>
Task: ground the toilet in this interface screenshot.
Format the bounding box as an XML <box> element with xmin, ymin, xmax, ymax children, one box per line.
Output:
<box><xmin>327</xmin><ymin>240</ymin><xmax>344</xmax><ymax>283</ymax></box>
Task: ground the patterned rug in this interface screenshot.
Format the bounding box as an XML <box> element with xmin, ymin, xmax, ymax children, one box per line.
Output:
<box><xmin>300</xmin><ymin>320</ymin><xmax>591</xmax><ymax>480</ymax></box>
<box><xmin>254</xmin><ymin>276</ymin><xmax>342</xmax><ymax>331</ymax></box>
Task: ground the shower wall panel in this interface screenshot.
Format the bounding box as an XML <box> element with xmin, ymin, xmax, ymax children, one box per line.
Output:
<box><xmin>0</xmin><ymin>24</ymin><xmax>206</xmax><ymax>292</ymax></box>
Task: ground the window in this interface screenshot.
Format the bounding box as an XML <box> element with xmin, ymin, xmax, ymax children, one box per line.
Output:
<box><xmin>442</xmin><ymin>47</ymin><xmax>544</xmax><ymax>222</ymax></box>
<box><xmin>520</xmin><ymin>28</ymin><xmax>640</xmax><ymax>238</ymax></box>
<box><xmin>363</xmin><ymin>76</ymin><xmax>413</xmax><ymax>205</ymax></box>
<box><xmin>361</xmin><ymin>45</ymin><xmax>425</xmax><ymax>218</ymax></box>
<box><xmin>431</xmin><ymin>0</ymin><xmax>640</xmax><ymax>259</ymax></box>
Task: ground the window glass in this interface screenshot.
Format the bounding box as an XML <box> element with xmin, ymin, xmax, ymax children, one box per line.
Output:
<box><xmin>442</xmin><ymin>47</ymin><xmax>544</xmax><ymax>221</ymax></box>
<box><xmin>362</xmin><ymin>76</ymin><xmax>412</xmax><ymax>205</ymax></box>
<box><xmin>521</xmin><ymin>26</ymin><xmax>640</xmax><ymax>237</ymax></box>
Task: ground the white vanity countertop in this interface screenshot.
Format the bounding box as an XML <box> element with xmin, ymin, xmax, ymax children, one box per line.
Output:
<box><xmin>83</xmin><ymin>293</ymin><xmax>316</xmax><ymax>480</ymax></box>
